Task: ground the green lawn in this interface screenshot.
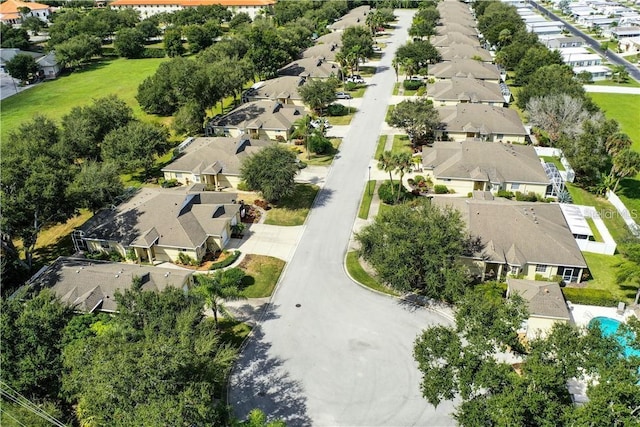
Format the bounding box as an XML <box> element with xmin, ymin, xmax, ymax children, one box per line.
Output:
<box><xmin>585</xmin><ymin>217</ymin><xmax>603</xmax><ymax>242</ymax></box>
<box><xmin>1</xmin><ymin>57</ymin><xmax>168</xmax><ymax>141</ymax></box>
<box><xmin>540</xmin><ymin>156</ymin><xmax>565</xmax><ymax>171</ymax></box>
<box><xmin>239</xmin><ymin>254</ymin><xmax>285</xmax><ymax>298</ymax></box>
<box><xmin>346</xmin><ymin>86</ymin><xmax>366</xmax><ymax>98</ymax></box>
<box><xmin>566</xmin><ymin>183</ymin><xmax>631</xmax><ymax>242</ymax></box>
<box><xmin>296</xmin><ymin>138</ymin><xmax>341</xmax><ymax>166</ymax></box>
<box><xmin>327</xmin><ymin>107</ymin><xmax>356</xmax><ymax>126</ymax></box>
<box><xmin>587</xmin><ymin>78</ymin><xmax>640</xmax><ymax>88</ymax></box>
<box><xmin>393</xmin><ymin>82</ymin><xmax>400</xmax><ymax>95</ymax></box>
<box><xmin>583</xmin><ymin>252</ymin><xmax>636</xmax><ymax>303</ymax></box>
<box><xmin>358</xmin><ymin>180</ymin><xmax>376</xmax><ymax>219</ymax></box>
<box><xmin>375</xmin><ymin>135</ymin><xmax>387</xmax><ymax>160</ymax></box>
<box><xmin>392</xmin><ymin>134</ymin><xmax>412</xmax><ymax>155</ymax></box>
<box><xmin>358</xmin><ymin>66</ymin><xmax>377</xmax><ymax>77</ymax></box>
<box><xmin>588</xmin><ymin>93</ymin><xmax>640</xmax><ymax>152</ymax></box>
<box><xmin>616</xmin><ymin>178</ymin><xmax>640</xmax><ymax>223</ymax></box>
<box><xmin>345</xmin><ymin>251</ymin><xmax>398</xmax><ymax>296</ymax></box>
<box><xmin>264</xmin><ymin>183</ymin><xmax>319</xmax><ymax>226</ymax></box>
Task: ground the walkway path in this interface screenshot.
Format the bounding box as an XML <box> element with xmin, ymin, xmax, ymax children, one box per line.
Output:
<box><xmin>228</xmin><ymin>10</ymin><xmax>456</xmax><ymax>426</ymax></box>
<box><xmin>583</xmin><ymin>85</ymin><xmax>640</xmax><ymax>94</ymax></box>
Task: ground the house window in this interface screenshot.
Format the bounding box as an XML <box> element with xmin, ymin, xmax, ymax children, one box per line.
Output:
<box><xmin>511</xmin><ymin>183</ymin><xmax>520</xmax><ymax>190</ymax></box>
<box><xmin>100</xmin><ymin>241</ymin><xmax>110</xmax><ymax>249</ymax></box>
<box><xmin>536</xmin><ymin>264</ymin><xmax>548</xmax><ymax>273</ymax></box>
<box><xmin>496</xmin><ymin>134</ymin><xmax>504</xmax><ymax>140</ymax></box>
<box><xmin>510</xmin><ymin>266</ymin><xmax>519</xmax><ymax>274</ymax></box>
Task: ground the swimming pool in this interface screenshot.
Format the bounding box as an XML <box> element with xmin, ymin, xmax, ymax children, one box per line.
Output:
<box><xmin>589</xmin><ymin>316</ymin><xmax>640</xmax><ymax>359</ymax></box>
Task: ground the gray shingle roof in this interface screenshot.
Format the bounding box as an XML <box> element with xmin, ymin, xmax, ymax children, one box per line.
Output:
<box><xmin>422</xmin><ymin>140</ymin><xmax>549</xmax><ymax>185</ymax></box>
<box><xmin>428</xmin><ymin>59</ymin><xmax>501</xmax><ymax>80</ymax></box>
<box><xmin>432</xmin><ymin>32</ymin><xmax>480</xmax><ymax>47</ymax></box>
<box><xmin>278</xmin><ymin>57</ymin><xmax>341</xmax><ymax>78</ymax></box>
<box><xmin>302</xmin><ymin>43</ymin><xmax>339</xmax><ymax>61</ymax></box>
<box><xmin>427</xmin><ymin>77</ymin><xmax>504</xmax><ymax>104</ymax></box>
<box><xmin>80</xmin><ymin>190</ymin><xmax>240</xmax><ymax>250</ymax></box>
<box><xmin>211</xmin><ymin>100</ymin><xmax>304</xmax><ymax>131</ymax></box>
<box><xmin>247</xmin><ymin>76</ymin><xmax>307</xmax><ymax>102</ymax></box>
<box><xmin>438</xmin><ymin>44</ymin><xmax>493</xmax><ymax>61</ymax></box>
<box><xmin>315</xmin><ymin>31</ymin><xmax>343</xmax><ymax>47</ymax></box>
<box><xmin>432</xmin><ymin>198</ymin><xmax>587</xmax><ymax>269</ymax></box>
<box><xmin>436</xmin><ymin>23</ymin><xmax>478</xmax><ymax>37</ymax></box>
<box><xmin>508</xmin><ymin>279</ymin><xmax>571</xmax><ymax>320</ymax></box>
<box><xmin>28</xmin><ymin>257</ymin><xmax>193</xmax><ymax>312</ymax></box>
<box><xmin>329</xmin><ymin>5</ymin><xmax>370</xmax><ymax>31</ymax></box>
<box><xmin>437</xmin><ymin>104</ymin><xmax>526</xmax><ymax>137</ymax></box>
<box><xmin>162</xmin><ymin>136</ymin><xmax>273</xmax><ymax>177</ymax></box>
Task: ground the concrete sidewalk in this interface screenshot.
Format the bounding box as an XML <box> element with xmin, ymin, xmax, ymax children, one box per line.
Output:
<box><xmin>583</xmin><ymin>85</ymin><xmax>640</xmax><ymax>94</ymax></box>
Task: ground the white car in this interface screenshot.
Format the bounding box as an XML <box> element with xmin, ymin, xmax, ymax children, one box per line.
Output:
<box><xmin>335</xmin><ymin>92</ymin><xmax>352</xmax><ymax>99</ymax></box>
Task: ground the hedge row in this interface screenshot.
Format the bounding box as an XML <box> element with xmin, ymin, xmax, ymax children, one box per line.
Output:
<box><xmin>209</xmin><ymin>250</ymin><xmax>241</xmax><ymax>270</ymax></box>
<box><xmin>562</xmin><ymin>287</ymin><xmax>618</xmax><ymax>307</ymax></box>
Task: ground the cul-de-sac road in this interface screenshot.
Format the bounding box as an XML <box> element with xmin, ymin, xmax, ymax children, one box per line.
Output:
<box><xmin>229</xmin><ymin>10</ymin><xmax>457</xmax><ymax>426</ymax></box>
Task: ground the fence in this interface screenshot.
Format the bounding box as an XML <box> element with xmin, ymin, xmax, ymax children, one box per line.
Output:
<box><xmin>606</xmin><ymin>191</ymin><xmax>640</xmax><ymax>237</ymax></box>
<box><xmin>534</xmin><ymin>146</ymin><xmax>575</xmax><ymax>183</ymax></box>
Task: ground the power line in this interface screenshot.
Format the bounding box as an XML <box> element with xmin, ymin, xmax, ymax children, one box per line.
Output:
<box><xmin>0</xmin><ymin>382</ymin><xmax>66</xmax><ymax>427</ymax></box>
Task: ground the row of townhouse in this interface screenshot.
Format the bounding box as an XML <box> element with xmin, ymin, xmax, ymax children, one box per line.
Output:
<box><xmin>109</xmin><ymin>0</ymin><xmax>275</xmax><ymax>20</ymax></box>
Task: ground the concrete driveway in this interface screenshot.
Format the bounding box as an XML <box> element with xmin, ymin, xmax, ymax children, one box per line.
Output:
<box><xmin>227</xmin><ymin>224</ymin><xmax>304</xmax><ymax>263</ymax></box>
<box><xmin>229</xmin><ymin>9</ymin><xmax>456</xmax><ymax>426</ymax></box>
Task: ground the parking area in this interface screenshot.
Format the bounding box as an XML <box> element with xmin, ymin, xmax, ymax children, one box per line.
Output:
<box><xmin>1</xmin><ymin>72</ymin><xmax>38</xmax><ymax>100</ymax></box>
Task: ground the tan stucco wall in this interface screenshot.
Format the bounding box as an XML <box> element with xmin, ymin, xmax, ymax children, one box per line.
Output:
<box><xmin>527</xmin><ymin>316</ymin><xmax>568</xmax><ymax>339</ymax></box>
<box><xmin>459</xmin><ymin>257</ymin><xmax>485</xmax><ymax>277</ymax></box>
<box><xmin>506</xmin><ymin>182</ymin><xmax>548</xmax><ymax>196</ymax></box>
<box><xmin>85</xmin><ymin>240</ymin><xmax>127</xmax><ymax>258</ymax></box>
<box><xmin>444</xmin><ymin>131</ymin><xmax>526</xmax><ymax>143</ymax></box>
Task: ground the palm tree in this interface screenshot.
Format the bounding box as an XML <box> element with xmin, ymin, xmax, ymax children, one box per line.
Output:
<box><xmin>605</xmin><ymin>132</ymin><xmax>632</xmax><ymax>157</ymax></box>
<box><xmin>194</xmin><ymin>267</ymin><xmax>246</xmax><ymax>327</ymax></box>
<box><xmin>377</xmin><ymin>150</ymin><xmax>396</xmax><ymax>194</ymax></box>
<box><xmin>609</xmin><ymin>149</ymin><xmax>640</xmax><ymax>192</ymax></box>
<box><xmin>393</xmin><ymin>152</ymin><xmax>413</xmax><ymax>203</ymax></box>
<box><xmin>391</xmin><ymin>57</ymin><xmax>400</xmax><ymax>82</ymax></box>
<box><xmin>292</xmin><ymin>115</ymin><xmax>316</xmax><ymax>160</ymax></box>
<box><xmin>335</xmin><ymin>51</ymin><xmax>348</xmax><ymax>83</ymax></box>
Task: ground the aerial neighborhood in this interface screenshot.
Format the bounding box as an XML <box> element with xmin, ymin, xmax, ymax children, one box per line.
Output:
<box><xmin>1</xmin><ymin>0</ymin><xmax>640</xmax><ymax>426</ymax></box>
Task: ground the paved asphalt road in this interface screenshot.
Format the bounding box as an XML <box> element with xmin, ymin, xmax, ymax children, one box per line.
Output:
<box><xmin>527</xmin><ymin>0</ymin><xmax>640</xmax><ymax>82</ymax></box>
<box><xmin>229</xmin><ymin>9</ymin><xmax>457</xmax><ymax>427</ymax></box>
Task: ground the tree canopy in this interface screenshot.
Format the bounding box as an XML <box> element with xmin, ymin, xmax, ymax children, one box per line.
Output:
<box><xmin>395</xmin><ymin>40</ymin><xmax>440</xmax><ymax>76</ymax></box>
<box><xmin>4</xmin><ymin>53</ymin><xmax>39</xmax><ymax>82</ymax></box>
<box><xmin>355</xmin><ymin>199</ymin><xmax>471</xmax><ymax>301</ymax></box>
<box><xmin>299</xmin><ymin>78</ymin><xmax>338</xmax><ymax>114</ymax></box>
<box><xmin>240</xmin><ymin>144</ymin><xmax>299</xmax><ymax>202</ymax></box>
<box><xmin>387</xmin><ymin>98</ymin><xmax>440</xmax><ymax>146</ymax></box>
<box><xmin>101</xmin><ymin>121</ymin><xmax>169</xmax><ymax>175</ymax></box>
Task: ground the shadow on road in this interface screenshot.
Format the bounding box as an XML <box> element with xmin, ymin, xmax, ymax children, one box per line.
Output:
<box><xmin>230</xmin><ymin>325</ymin><xmax>312</xmax><ymax>426</ymax></box>
<box><xmin>312</xmin><ymin>187</ymin><xmax>334</xmax><ymax>208</ymax></box>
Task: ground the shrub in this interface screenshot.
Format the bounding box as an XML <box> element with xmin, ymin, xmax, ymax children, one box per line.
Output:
<box><xmin>344</xmin><ymin>81</ymin><xmax>358</xmax><ymax>91</ymax></box>
<box><xmin>293</xmin><ymin>138</ymin><xmax>305</xmax><ymax>146</ymax></box>
<box><xmin>416</xmin><ymin>86</ymin><xmax>426</xmax><ymax>96</ymax></box>
<box><xmin>231</xmin><ymin>223</ymin><xmax>245</xmax><ymax>237</ymax></box>
<box><xmin>127</xmin><ymin>248</ymin><xmax>137</xmax><ymax>261</ymax></box>
<box><xmin>177</xmin><ymin>252</ymin><xmax>199</xmax><ymax>266</ymax></box>
<box><xmin>496</xmin><ymin>190</ymin><xmax>514</xmax><ymax>199</ymax></box>
<box><xmin>143</xmin><ymin>48</ymin><xmax>166</xmax><ymax>58</ymax></box>
<box><xmin>275</xmin><ymin>135</ymin><xmax>286</xmax><ymax>142</ymax></box>
<box><xmin>237</xmin><ymin>181</ymin><xmax>250</xmax><ymax>191</ymax></box>
<box><xmin>309</xmin><ymin>135</ymin><xmax>333</xmax><ymax>154</ymax></box>
<box><xmin>377</xmin><ymin>180</ymin><xmax>414</xmax><ymax>204</ymax></box>
<box><xmin>434</xmin><ymin>185</ymin><xmax>449</xmax><ymax>194</ymax></box>
<box><xmin>160</xmin><ymin>178</ymin><xmax>180</xmax><ymax>188</ymax></box>
<box><xmin>255</xmin><ymin>199</ymin><xmax>271</xmax><ymax>210</ymax></box>
<box><xmin>515</xmin><ymin>191</ymin><xmax>539</xmax><ymax>202</ymax></box>
<box><xmin>467</xmin><ymin>192</ymin><xmax>473</xmax><ymax>198</ymax></box>
<box><xmin>403</xmin><ymin>80</ymin><xmax>423</xmax><ymax>90</ymax></box>
<box><xmin>86</xmin><ymin>251</ymin><xmax>111</xmax><ymax>261</ymax></box>
<box><xmin>327</xmin><ymin>103</ymin><xmax>348</xmax><ymax>116</ymax></box>
<box><xmin>561</xmin><ymin>287</ymin><xmax>618</xmax><ymax>307</ymax></box>
<box><xmin>209</xmin><ymin>250</ymin><xmax>241</xmax><ymax>270</ymax></box>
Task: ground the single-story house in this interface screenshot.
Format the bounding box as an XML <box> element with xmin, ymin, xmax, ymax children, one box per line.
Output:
<box><xmin>427</xmin><ymin>59</ymin><xmax>502</xmax><ymax>82</ymax></box>
<box><xmin>25</xmin><ymin>257</ymin><xmax>194</xmax><ymax>313</ymax></box>
<box><xmin>530</xmin><ymin>23</ymin><xmax>565</xmax><ymax>37</ymax></box>
<box><xmin>619</xmin><ymin>36</ymin><xmax>640</xmax><ymax>54</ymax></box>
<box><xmin>242</xmin><ymin>76</ymin><xmax>307</xmax><ymax>106</ymax></box>
<box><xmin>439</xmin><ymin>13</ymin><xmax>476</xmax><ymax>29</ymax></box>
<box><xmin>426</xmin><ymin>77</ymin><xmax>507</xmax><ymax>106</ymax></box>
<box><xmin>278</xmin><ymin>57</ymin><xmax>342</xmax><ymax>79</ymax></box>
<box><xmin>541</xmin><ymin>35</ymin><xmax>585</xmax><ymax>49</ymax></box>
<box><xmin>438</xmin><ymin>44</ymin><xmax>493</xmax><ymax>62</ymax></box>
<box><xmin>422</xmin><ymin>140</ymin><xmax>550</xmax><ymax>196</ymax></box>
<box><xmin>36</xmin><ymin>51</ymin><xmax>60</xmax><ymax>79</ymax></box>
<box><xmin>75</xmin><ymin>189</ymin><xmax>242</xmax><ymax>264</ymax></box>
<box><xmin>328</xmin><ymin>5</ymin><xmax>370</xmax><ymax>31</ymax></box>
<box><xmin>435</xmin><ymin>104</ymin><xmax>528</xmax><ymax>143</ymax></box>
<box><xmin>206</xmin><ymin>100</ymin><xmax>304</xmax><ymax>140</ymax></box>
<box><xmin>507</xmin><ymin>279</ymin><xmax>572</xmax><ymax>339</ymax></box>
<box><xmin>109</xmin><ymin>0</ymin><xmax>275</xmax><ymax>19</ymax></box>
<box><xmin>432</xmin><ymin>32</ymin><xmax>480</xmax><ymax>48</ymax></box>
<box><xmin>0</xmin><ymin>0</ymin><xmax>50</xmax><ymax>24</ymax></box>
<box><xmin>161</xmin><ymin>135</ymin><xmax>273</xmax><ymax>189</ymax></box>
<box><xmin>302</xmin><ymin>43</ymin><xmax>339</xmax><ymax>62</ymax></box>
<box><xmin>436</xmin><ymin>23</ymin><xmax>478</xmax><ymax>37</ymax></box>
<box><xmin>573</xmin><ymin>65</ymin><xmax>611</xmax><ymax>81</ymax></box>
<box><xmin>432</xmin><ymin>197</ymin><xmax>588</xmax><ymax>283</ymax></box>
<box><xmin>611</xmin><ymin>26</ymin><xmax>640</xmax><ymax>39</ymax></box>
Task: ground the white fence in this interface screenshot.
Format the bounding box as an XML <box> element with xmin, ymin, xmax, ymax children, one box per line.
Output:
<box><xmin>575</xmin><ymin>205</ymin><xmax>617</xmax><ymax>255</ymax></box>
<box><xmin>534</xmin><ymin>146</ymin><xmax>575</xmax><ymax>183</ymax></box>
<box><xmin>607</xmin><ymin>190</ymin><xmax>640</xmax><ymax>237</ymax></box>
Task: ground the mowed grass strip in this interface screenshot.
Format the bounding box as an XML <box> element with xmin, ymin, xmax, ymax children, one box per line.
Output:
<box><xmin>1</xmin><ymin>57</ymin><xmax>168</xmax><ymax>141</ymax></box>
<box><xmin>239</xmin><ymin>254</ymin><xmax>286</xmax><ymax>298</ymax></box>
<box><xmin>567</xmin><ymin>184</ymin><xmax>630</xmax><ymax>242</ymax></box>
<box><xmin>583</xmin><ymin>252</ymin><xmax>636</xmax><ymax>303</ymax></box>
<box><xmin>346</xmin><ymin>251</ymin><xmax>398</xmax><ymax>296</ymax></box>
<box><xmin>392</xmin><ymin>134</ymin><xmax>412</xmax><ymax>155</ymax></box>
<box><xmin>264</xmin><ymin>183</ymin><xmax>319</xmax><ymax>226</ymax></box>
<box><xmin>375</xmin><ymin>135</ymin><xmax>387</xmax><ymax>159</ymax></box>
<box><xmin>358</xmin><ymin>180</ymin><xmax>376</xmax><ymax>219</ymax></box>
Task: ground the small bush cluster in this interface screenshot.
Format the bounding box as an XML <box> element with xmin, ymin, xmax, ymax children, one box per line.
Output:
<box><xmin>403</xmin><ymin>80</ymin><xmax>423</xmax><ymax>90</ymax></box>
<box><xmin>237</xmin><ymin>181</ymin><xmax>250</xmax><ymax>191</ymax></box>
<box><xmin>209</xmin><ymin>250</ymin><xmax>241</xmax><ymax>270</ymax></box>
<box><xmin>143</xmin><ymin>48</ymin><xmax>167</xmax><ymax>58</ymax></box>
<box><xmin>416</xmin><ymin>86</ymin><xmax>426</xmax><ymax>96</ymax></box>
<box><xmin>275</xmin><ymin>135</ymin><xmax>286</xmax><ymax>142</ymax></box>
<box><xmin>378</xmin><ymin>180</ymin><xmax>414</xmax><ymax>204</ymax></box>
<box><xmin>327</xmin><ymin>103</ymin><xmax>348</xmax><ymax>116</ymax></box>
<box><xmin>177</xmin><ymin>252</ymin><xmax>200</xmax><ymax>266</ymax></box>
<box><xmin>434</xmin><ymin>185</ymin><xmax>449</xmax><ymax>194</ymax></box>
<box><xmin>344</xmin><ymin>81</ymin><xmax>358</xmax><ymax>91</ymax></box>
<box><xmin>496</xmin><ymin>190</ymin><xmax>514</xmax><ymax>199</ymax></box>
<box><xmin>86</xmin><ymin>250</ymin><xmax>124</xmax><ymax>262</ymax></box>
<box><xmin>159</xmin><ymin>178</ymin><xmax>180</xmax><ymax>188</ymax></box>
<box><xmin>561</xmin><ymin>287</ymin><xmax>618</xmax><ymax>307</ymax></box>
<box><xmin>309</xmin><ymin>135</ymin><xmax>333</xmax><ymax>154</ymax></box>
<box><xmin>515</xmin><ymin>191</ymin><xmax>539</xmax><ymax>202</ymax></box>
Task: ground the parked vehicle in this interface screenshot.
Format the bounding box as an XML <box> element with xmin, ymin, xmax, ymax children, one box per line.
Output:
<box><xmin>335</xmin><ymin>91</ymin><xmax>352</xmax><ymax>99</ymax></box>
<box><xmin>346</xmin><ymin>75</ymin><xmax>365</xmax><ymax>84</ymax></box>
<box><xmin>311</xmin><ymin>118</ymin><xmax>331</xmax><ymax>129</ymax></box>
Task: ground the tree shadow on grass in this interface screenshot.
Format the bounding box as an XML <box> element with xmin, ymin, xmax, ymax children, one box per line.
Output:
<box><xmin>617</xmin><ymin>178</ymin><xmax>640</xmax><ymax>200</ymax></box>
<box><xmin>229</xmin><ymin>312</ymin><xmax>311</xmax><ymax>426</ymax></box>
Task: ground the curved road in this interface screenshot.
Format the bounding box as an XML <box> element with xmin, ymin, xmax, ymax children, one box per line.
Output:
<box><xmin>229</xmin><ymin>10</ymin><xmax>456</xmax><ymax>426</ymax></box>
<box><xmin>527</xmin><ymin>0</ymin><xmax>640</xmax><ymax>82</ymax></box>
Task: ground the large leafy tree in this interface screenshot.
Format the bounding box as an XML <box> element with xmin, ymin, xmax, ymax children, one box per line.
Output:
<box><xmin>247</xmin><ymin>19</ymin><xmax>291</xmax><ymax>79</ymax></box>
<box><xmin>61</xmin><ymin>94</ymin><xmax>134</xmax><ymax>161</ymax></box>
<box><xmin>0</xmin><ymin>23</ymin><xmax>30</xmax><ymax>49</ymax></box>
<box><xmin>355</xmin><ymin>200</ymin><xmax>471</xmax><ymax>300</ymax></box>
<box><xmin>525</xmin><ymin>94</ymin><xmax>588</xmax><ymax>145</ymax></box>
<box><xmin>0</xmin><ymin>116</ymin><xmax>76</xmax><ymax>268</ymax></box>
<box><xmin>62</xmin><ymin>286</ymin><xmax>236</xmax><ymax>426</ymax></box>
<box><xmin>4</xmin><ymin>53</ymin><xmax>39</xmax><ymax>82</ymax></box>
<box><xmin>113</xmin><ymin>27</ymin><xmax>146</xmax><ymax>58</ymax></box>
<box><xmin>477</xmin><ymin>1</ymin><xmax>526</xmax><ymax>47</ymax></box>
<box><xmin>387</xmin><ymin>98</ymin><xmax>440</xmax><ymax>146</ymax></box>
<box><xmin>516</xmin><ymin>64</ymin><xmax>592</xmax><ymax>111</ymax></box>
<box><xmin>164</xmin><ymin>27</ymin><xmax>184</xmax><ymax>57</ymax></box>
<box><xmin>514</xmin><ymin>46</ymin><xmax>564</xmax><ymax>86</ymax></box>
<box><xmin>240</xmin><ymin>144</ymin><xmax>299</xmax><ymax>202</ymax></box>
<box><xmin>101</xmin><ymin>121</ymin><xmax>169</xmax><ymax>175</ymax></box>
<box><xmin>299</xmin><ymin>78</ymin><xmax>338</xmax><ymax>114</ymax></box>
<box><xmin>408</xmin><ymin>6</ymin><xmax>439</xmax><ymax>39</ymax></box>
<box><xmin>414</xmin><ymin>284</ymin><xmax>640</xmax><ymax>426</ymax></box>
<box><xmin>340</xmin><ymin>26</ymin><xmax>374</xmax><ymax>69</ymax></box>
<box><xmin>55</xmin><ymin>34</ymin><xmax>102</xmax><ymax>68</ymax></box>
<box><xmin>395</xmin><ymin>40</ymin><xmax>440</xmax><ymax>76</ymax></box>
<box><xmin>67</xmin><ymin>161</ymin><xmax>124</xmax><ymax>214</ymax></box>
